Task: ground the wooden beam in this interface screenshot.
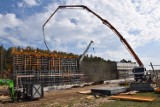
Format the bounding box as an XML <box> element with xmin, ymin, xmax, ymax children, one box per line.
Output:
<box><xmin>77</xmin><ymin>90</ymin><xmax>91</xmax><ymax>94</ymax></box>
<box><xmin>109</xmin><ymin>95</ymin><xmax>156</xmax><ymax>102</ymax></box>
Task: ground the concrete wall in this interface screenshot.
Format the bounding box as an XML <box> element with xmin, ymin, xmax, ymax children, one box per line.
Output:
<box><xmin>117</xmin><ymin>62</ymin><xmax>136</xmax><ymax>79</ymax></box>
<box><xmin>80</xmin><ymin>60</ymin><xmax>118</xmax><ymax>82</ymax></box>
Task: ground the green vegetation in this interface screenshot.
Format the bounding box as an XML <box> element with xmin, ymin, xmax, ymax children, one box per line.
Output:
<box><xmin>0</xmin><ymin>45</ymin><xmax>113</xmax><ymax>72</ymax></box>
<box><xmin>0</xmin><ymin>45</ymin><xmax>13</xmax><ymax>70</ymax></box>
<box><xmin>83</xmin><ymin>55</ymin><xmax>114</xmax><ymax>63</ymax></box>
<box><xmin>99</xmin><ymin>100</ymin><xmax>151</xmax><ymax>107</ymax></box>
<box><xmin>98</xmin><ymin>92</ymin><xmax>160</xmax><ymax>107</ymax></box>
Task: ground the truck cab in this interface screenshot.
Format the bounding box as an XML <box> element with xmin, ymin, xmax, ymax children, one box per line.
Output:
<box><xmin>132</xmin><ymin>67</ymin><xmax>146</xmax><ymax>82</ymax></box>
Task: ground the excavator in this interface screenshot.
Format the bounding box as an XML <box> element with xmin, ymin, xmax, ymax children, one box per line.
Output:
<box><xmin>0</xmin><ymin>79</ymin><xmax>16</xmax><ymax>101</ymax></box>
<box><xmin>42</xmin><ymin>5</ymin><xmax>149</xmax><ymax>83</ymax></box>
<box><xmin>0</xmin><ymin>79</ymin><xmax>44</xmax><ymax>102</ymax></box>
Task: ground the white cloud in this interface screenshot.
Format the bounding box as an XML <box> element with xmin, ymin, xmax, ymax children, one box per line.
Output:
<box><xmin>7</xmin><ymin>35</ymin><xmax>28</xmax><ymax>47</ymax></box>
<box><xmin>23</xmin><ymin>0</ymin><xmax>39</xmax><ymax>7</ymax></box>
<box><xmin>0</xmin><ymin>13</ymin><xmax>22</xmax><ymax>41</ymax></box>
<box><xmin>0</xmin><ymin>13</ymin><xmax>30</xmax><ymax>47</ymax></box>
<box><xmin>17</xmin><ymin>0</ymin><xmax>40</xmax><ymax>8</ymax></box>
<box><xmin>1</xmin><ymin>0</ymin><xmax>160</xmax><ymax>68</ymax></box>
<box><xmin>0</xmin><ymin>13</ymin><xmax>21</xmax><ymax>29</ymax></box>
<box><xmin>17</xmin><ymin>2</ymin><xmax>24</xmax><ymax>8</ymax></box>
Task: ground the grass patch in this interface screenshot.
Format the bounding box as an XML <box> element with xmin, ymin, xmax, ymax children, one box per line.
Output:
<box><xmin>99</xmin><ymin>100</ymin><xmax>151</xmax><ymax>107</ymax></box>
<box><xmin>98</xmin><ymin>92</ymin><xmax>160</xmax><ymax>107</ymax></box>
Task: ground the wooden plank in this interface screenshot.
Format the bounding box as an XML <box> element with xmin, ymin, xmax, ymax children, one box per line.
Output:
<box><xmin>86</xmin><ymin>95</ymin><xmax>94</xmax><ymax>99</ymax></box>
<box><xmin>119</xmin><ymin>91</ymin><xmax>138</xmax><ymax>95</ymax></box>
<box><xmin>109</xmin><ymin>95</ymin><xmax>156</xmax><ymax>102</ymax></box>
<box><xmin>155</xmin><ymin>88</ymin><xmax>160</xmax><ymax>93</ymax></box>
<box><xmin>77</xmin><ymin>90</ymin><xmax>91</xmax><ymax>94</ymax></box>
<box><xmin>0</xmin><ymin>95</ymin><xmax>10</xmax><ymax>100</ymax></box>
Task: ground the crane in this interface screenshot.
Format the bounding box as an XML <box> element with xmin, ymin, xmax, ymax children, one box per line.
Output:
<box><xmin>79</xmin><ymin>40</ymin><xmax>94</xmax><ymax>65</ymax></box>
<box><xmin>150</xmin><ymin>62</ymin><xmax>159</xmax><ymax>83</ymax></box>
<box><xmin>42</xmin><ymin>5</ymin><xmax>146</xmax><ymax>81</ymax></box>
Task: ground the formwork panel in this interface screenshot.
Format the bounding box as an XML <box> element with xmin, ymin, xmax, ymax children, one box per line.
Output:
<box><xmin>129</xmin><ymin>83</ymin><xmax>154</xmax><ymax>91</ymax></box>
<box><xmin>12</xmin><ymin>51</ymin><xmax>84</xmax><ymax>88</ymax></box>
<box><xmin>91</xmin><ymin>87</ymin><xmax>127</xmax><ymax>96</ymax></box>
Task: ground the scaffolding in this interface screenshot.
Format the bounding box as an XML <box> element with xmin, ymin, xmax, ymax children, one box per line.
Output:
<box><xmin>12</xmin><ymin>51</ymin><xmax>84</xmax><ymax>88</ymax></box>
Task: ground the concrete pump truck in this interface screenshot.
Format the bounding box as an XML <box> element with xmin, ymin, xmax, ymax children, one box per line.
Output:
<box><xmin>42</xmin><ymin>5</ymin><xmax>150</xmax><ymax>83</ymax></box>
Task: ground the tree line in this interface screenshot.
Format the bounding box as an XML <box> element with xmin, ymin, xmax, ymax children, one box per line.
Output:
<box><xmin>0</xmin><ymin>45</ymin><xmax>110</xmax><ymax>72</ymax></box>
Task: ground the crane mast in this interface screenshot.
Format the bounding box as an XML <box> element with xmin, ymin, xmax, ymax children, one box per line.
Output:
<box><xmin>79</xmin><ymin>40</ymin><xmax>94</xmax><ymax>65</ymax></box>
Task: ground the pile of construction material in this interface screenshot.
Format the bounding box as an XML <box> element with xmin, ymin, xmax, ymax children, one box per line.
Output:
<box><xmin>77</xmin><ymin>79</ymin><xmax>159</xmax><ymax>102</ymax></box>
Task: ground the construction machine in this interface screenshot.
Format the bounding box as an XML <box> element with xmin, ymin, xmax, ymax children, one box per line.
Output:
<box><xmin>150</xmin><ymin>63</ymin><xmax>160</xmax><ymax>86</ymax></box>
<box><xmin>0</xmin><ymin>79</ymin><xmax>44</xmax><ymax>102</ymax></box>
<box><xmin>78</xmin><ymin>40</ymin><xmax>94</xmax><ymax>65</ymax></box>
<box><xmin>42</xmin><ymin>5</ymin><xmax>149</xmax><ymax>82</ymax></box>
<box><xmin>0</xmin><ymin>79</ymin><xmax>16</xmax><ymax>101</ymax></box>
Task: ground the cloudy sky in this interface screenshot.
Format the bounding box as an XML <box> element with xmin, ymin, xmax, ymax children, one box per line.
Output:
<box><xmin>0</xmin><ymin>0</ymin><xmax>160</xmax><ymax>69</ymax></box>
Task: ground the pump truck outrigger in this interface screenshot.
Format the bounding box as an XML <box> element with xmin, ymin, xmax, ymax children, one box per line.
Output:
<box><xmin>42</xmin><ymin>5</ymin><xmax>150</xmax><ymax>82</ymax></box>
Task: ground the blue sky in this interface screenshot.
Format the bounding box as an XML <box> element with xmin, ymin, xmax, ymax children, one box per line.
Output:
<box><xmin>0</xmin><ymin>0</ymin><xmax>160</xmax><ymax>69</ymax></box>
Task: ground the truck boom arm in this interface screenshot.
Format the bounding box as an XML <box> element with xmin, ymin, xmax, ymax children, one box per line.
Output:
<box><xmin>42</xmin><ymin>5</ymin><xmax>143</xmax><ymax>67</ymax></box>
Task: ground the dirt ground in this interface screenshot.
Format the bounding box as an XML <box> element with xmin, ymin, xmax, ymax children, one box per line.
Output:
<box><xmin>0</xmin><ymin>84</ymin><xmax>116</xmax><ymax>107</ymax></box>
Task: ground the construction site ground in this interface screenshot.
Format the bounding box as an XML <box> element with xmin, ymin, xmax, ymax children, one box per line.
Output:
<box><xmin>0</xmin><ymin>83</ymin><xmax>160</xmax><ymax>107</ymax></box>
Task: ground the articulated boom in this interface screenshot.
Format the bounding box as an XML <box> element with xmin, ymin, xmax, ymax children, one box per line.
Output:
<box><xmin>42</xmin><ymin>5</ymin><xmax>146</xmax><ymax>81</ymax></box>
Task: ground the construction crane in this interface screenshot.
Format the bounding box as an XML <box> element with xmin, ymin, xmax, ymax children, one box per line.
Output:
<box><xmin>42</xmin><ymin>5</ymin><xmax>146</xmax><ymax>81</ymax></box>
<box><xmin>79</xmin><ymin>40</ymin><xmax>94</xmax><ymax>65</ymax></box>
<box><xmin>150</xmin><ymin>62</ymin><xmax>159</xmax><ymax>83</ymax></box>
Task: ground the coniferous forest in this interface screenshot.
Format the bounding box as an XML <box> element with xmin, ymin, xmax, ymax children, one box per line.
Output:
<box><xmin>0</xmin><ymin>45</ymin><xmax>107</xmax><ymax>72</ymax></box>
